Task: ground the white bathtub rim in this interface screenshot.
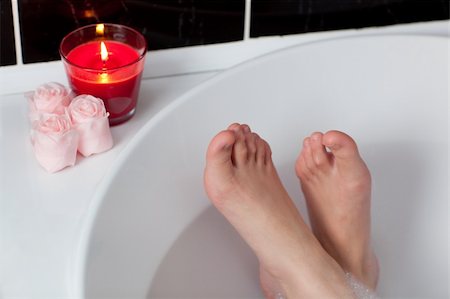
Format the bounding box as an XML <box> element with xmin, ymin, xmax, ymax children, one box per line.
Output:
<box><xmin>68</xmin><ymin>33</ymin><xmax>448</xmax><ymax>299</ymax></box>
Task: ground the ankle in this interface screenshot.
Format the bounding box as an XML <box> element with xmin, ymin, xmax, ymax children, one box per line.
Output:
<box><xmin>344</xmin><ymin>251</ymin><xmax>379</xmax><ymax>290</ymax></box>
<box><xmin>279</xmin><ymin>249</ymin><xmax>355</xmax><ymax>298</ymax></box>
<box><xmin>284</xmin><ymin>265</ymin><xmax>355</xmax><ymax>299</ymax></box>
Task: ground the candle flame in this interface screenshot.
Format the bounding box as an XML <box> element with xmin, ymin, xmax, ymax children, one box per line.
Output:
<box><xmin>100</xmin><ymin>41</ymin><xmax>108</xmax><ymax>62</ymax></box>
<box><xmin>96</xmin><ymin>24</ymin><xmax>105</xmax><ymax>35</ymax></box>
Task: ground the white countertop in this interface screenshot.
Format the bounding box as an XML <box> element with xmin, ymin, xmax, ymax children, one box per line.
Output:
<box><xmin>0</xmin><ymin>72</ymin><xmax>216</xmax><ymax>298</ymax></box>
<box><xmin>1</xmin><ymin>20</ymin><xmax>448</xmax><ymax>299</ymax></box>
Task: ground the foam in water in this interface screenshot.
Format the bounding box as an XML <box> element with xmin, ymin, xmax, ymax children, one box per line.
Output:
<box><xmin>345</xmin><ymin>272</ymin><xmax>379</xmax><ymax>299</ymax></box>
<box><xmin>271</xmin><ymin>273</ymin><xmax>378</xmax><ymax>299</ymax></box>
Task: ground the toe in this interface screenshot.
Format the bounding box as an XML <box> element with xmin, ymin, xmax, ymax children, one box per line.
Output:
<box><xmin>204</xmin><ymin>129</ymin><xmax>237</xmax><ymax>200</ymax></box>
<box><xmin>310</xmin><ymin>132</ymin><xmax>330</xmax><ymax>170</ymax></box>
<box><xmin>232</xmin><ymin>125</ymin><xmax>249</xmax><ymax>166</ymax></box>
<box><xmin>322</xmin><ymin>130</ymin><xmax>370</xmax><ymax>182</ymax></box>
<box><xmin>241</xmin><ymin>124</ymin><xmax>251</xmax><ymax>134</ymax></box>
<box><xmin>295</xmin><ymin>145</ymin><xmax>313</xmax><ymax>180</ymax></box>
<box><xmin>263</xmin><ymin>139</ymin><xmax>273</xmax><ymax>165</ymax></box>
<box><xmin>206</xmin><ymin>130</ymin><xmax>236</xmax><ymax>167</ymax></box>
<box><xmin>245</xmin><ymin>132</ymin><xmax>258</xmax><ymax>163</ymax></box>
<box><xmin>302</xmin><ymin>137</ymin><xmax>316</xmax><ymax>174</ymax></box>
<box><xmin>255</xmin><ymin>134</ymin><xmax>266</xmax><ymax>165</ymax></box>
<box><xmin>227</xmin><ymin>123</ymin><xmax>241</xmax><ymax>131</ymax></box>
<box><xmin>295</xmin><ymin>137</ymin><xmax>313</xmax><ymax>181</ymax></box>
<box><xmin>254</xmin><ymin>134</ymin><xmax>273</xmax><ymax>166</ymax></box>
<box><xmin>322</xmin><ymin>130</ymin><xmax>360</xmax><ymax>160</ymax></box>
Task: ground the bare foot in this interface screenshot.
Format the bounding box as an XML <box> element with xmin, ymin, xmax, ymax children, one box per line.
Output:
<box><xmin>204</xmin><ymin>124</ymin><xmax>355</xmax><ymax>298</ymax></box>
<box><xmin>295</xmin><ymin>131</ymin><xmax>379</xmax><ymax>290</ymax></box>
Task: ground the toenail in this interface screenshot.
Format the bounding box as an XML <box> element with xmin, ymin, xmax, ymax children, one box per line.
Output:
<box><xmin>311</xmin><ymin>133</ymin><xmax>321</xmax><ymax>141</ymax></box>
<box><xmin>242</xmin><ymin>125</ymin><xmax>250</xmax><ymax>133</ymax></box>
<box><xmin>328</xmin><ymin>143</ymin><xmax>341</xmax><ymax>151</ymax></box>
<box><xmin>304</xmin><ymin>138</ymin><xmax>311</xmax><ymax>147</ymax></box>
<box><xmin>228</xmin><ymin>123</ymin><xmax>240</xmax><ymax>132</ymax></box>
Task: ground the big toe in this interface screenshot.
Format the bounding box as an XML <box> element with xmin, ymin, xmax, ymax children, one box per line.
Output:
<box><xmin>204</xmin><ymin>129</ymin><xmax>236</xmax><ymax>200</ymax></box>
<box><xmin>206</xmin><ymin>129</ymin><xmax>236</xmax><ymax>168</ymax></box>
<box><xmin>322</xmin><ymin>130</ymin><xmax>360</xmax><ymax>160</ymax></box>
<box><xmin>322</xmin><ymin>130</ymin><xmax>370</xmax><ymax>180</ymax></box>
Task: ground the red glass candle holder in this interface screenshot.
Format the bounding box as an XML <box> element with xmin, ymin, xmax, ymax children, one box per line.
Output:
<box><xmin>60</xmin><ymin>23</ymin><xmax>147</xmax><ymax>125</ymax></box>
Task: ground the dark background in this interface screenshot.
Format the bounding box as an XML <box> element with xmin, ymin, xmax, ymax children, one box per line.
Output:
<box><xmin>1</xmin><ymin>0</ymin><xmax>17</xmax><ymax>66</ymax></box>
<box><xmin>1</xmin><ymin>0</ymin><xmax>448</xmax><ymax>66</ymax></box>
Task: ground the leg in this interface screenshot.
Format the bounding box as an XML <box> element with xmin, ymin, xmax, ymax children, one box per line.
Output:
<box><xmin>204</xmin><ymin>124</ymin><xmax>355</xmax><ymax>298</ymax></box>
<box><xmin>295</xmin><ymin>131</ymin><xmax>379</xmax><ymax>289</ymax></box>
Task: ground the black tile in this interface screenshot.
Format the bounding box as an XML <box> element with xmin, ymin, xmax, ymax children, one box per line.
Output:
<box><xmin>1</xmin><ymin>0</ymin><xmax>17</xmax><ymax>66</ymax></box>
<box><xmin>18</xmin><ymin>0</ymin><xmax>245</xmax><ymax>64</ymax></box>
<box><xmin>251</xmin><ymin>0</ymin><xmax>450</xmax><ymax>37</ymax></box>
<box><xmin>126</xmin><ymin>1</ymin><xmax>245</xmax><ymax>50</ymax></box>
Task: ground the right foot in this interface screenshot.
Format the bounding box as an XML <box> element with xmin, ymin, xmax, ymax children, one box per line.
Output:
<box><xmin>295</xmin><ymin>131</ymin><xmax>379</xmax><ymax>290</ymax></box>
<box><xmin>204</xmin><ymin>124</ymin><xmax>355</xmax><ymax>298</ymax></box>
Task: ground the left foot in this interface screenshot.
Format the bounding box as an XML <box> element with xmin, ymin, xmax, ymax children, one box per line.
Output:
<box><xmin>204</xmin><ymin>124</ymin><xmax>355</xmax><ymax>298</ymax></box>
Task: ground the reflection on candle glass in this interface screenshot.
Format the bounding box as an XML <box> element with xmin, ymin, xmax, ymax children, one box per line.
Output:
<box><xmin>99</xmin><ymin>72</ymin><xmax>109</xmax><ymax>83</ymax></box>
<box><xmin>96</xmin><ymin>23</ymin><xmax>105</xmax><ymax>35</ymax></box>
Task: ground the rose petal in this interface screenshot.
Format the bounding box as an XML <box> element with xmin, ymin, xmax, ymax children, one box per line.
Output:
<box><xmin>31</xmin><ymin>113</ymin><xmax>78</xmax><ymax>173</ymax></box>
<box><xmin>69</xmin><ymin>95</ymin><xmax>107</xmax><ymax>124</ymax></box>
<box><xmin>31</xmin><ymin>129</ymin><xmax>79</xmax><ymax>173</ymax></box>
<box><xmin>75</xmin><ymin>115</ymin><xmax>113</xmax><ymax>157</ymax></box>
<box><xmin>26</xmin><ymin>82</ymin><xmax>74</xmax><ymax>122</ymax></box>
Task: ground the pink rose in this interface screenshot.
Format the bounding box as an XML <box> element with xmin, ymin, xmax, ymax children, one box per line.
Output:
<box><xmin>26</xmin><ymin>82</ymin><xmax>74</xmax><ymax>122</ymax></box>
<box><xmin>68</xmin><ymin>95</ymin><xmax>113</xmax><ymax>157</ymax></box>
<box><xmin>31</xmin><ymin>113</ymin><xmax>79</xmax><ymax>173</ymax></box>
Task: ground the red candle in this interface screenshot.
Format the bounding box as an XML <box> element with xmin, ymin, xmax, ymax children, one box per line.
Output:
<box><xmin>60</xmin><ymin>24</ymin><xmax>147</xmax><ymax>125</ymax></box>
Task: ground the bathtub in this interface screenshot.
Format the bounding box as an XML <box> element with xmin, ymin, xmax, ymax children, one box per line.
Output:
<box><xmin>72</xmin><ymin>35</ymin><xmax>448</xmax><ymax>298</ymax></box>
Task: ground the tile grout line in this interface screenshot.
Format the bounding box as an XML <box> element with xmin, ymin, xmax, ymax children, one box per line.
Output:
<box><xmin>10</xmin><ymin>0</ymin><xmax>23</xmax><ymax>65</ymax></box>
<box><xmin>244</xmin><ymin>0</ymin><xmax>252</xmax><ymax>40</ymax></box>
